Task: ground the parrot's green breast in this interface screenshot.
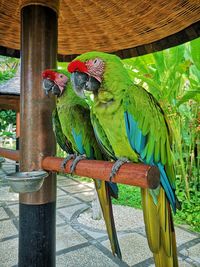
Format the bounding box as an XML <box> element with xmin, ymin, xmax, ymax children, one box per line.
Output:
<box><xmin>57</xmin><ymin>104</ymin><xmax>74</xmax><ymax>143</ymax></box>
<box><xmin>93</xmin><ymin>100</ymin><xmax>138</xmax><ymax>162</ymax></box>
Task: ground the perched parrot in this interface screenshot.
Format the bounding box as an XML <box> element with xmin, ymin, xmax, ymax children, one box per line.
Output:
<box><xmin>42</xmin><ymin>69</ymin><xmax>122</xmax><ymax>259</ymax></box>
<box><xmin>68</xmin><ymin>52</ymin><xmax>180</xmax><ymax>267</ymax></box>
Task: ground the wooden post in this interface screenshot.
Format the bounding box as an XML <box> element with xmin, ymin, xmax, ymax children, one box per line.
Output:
<box><xmin>19</xmin><ymin>3</ymin><xmax>58</xmax><ymax>267</ymax></box>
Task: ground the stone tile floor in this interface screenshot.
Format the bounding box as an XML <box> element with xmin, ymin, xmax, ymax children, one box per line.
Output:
<box><xmin>0</xmin><ymin>160</ymin><xmax>200</xmax><ymax>266</ymax></box>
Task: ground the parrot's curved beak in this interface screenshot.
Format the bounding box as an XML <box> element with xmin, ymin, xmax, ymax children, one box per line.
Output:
<box><xmin>70</xmin><ymin>71</ymin><xmax>101</xmax><ymax>98</ymax></box>
<box><xmin>42</xmin><ymin>79</ymin><xmax>61</xmax><ymax>96</ymax></box>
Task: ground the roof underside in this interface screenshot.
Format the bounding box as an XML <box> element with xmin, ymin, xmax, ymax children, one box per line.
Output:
<box><xmin>0</xmin><ymin>0</ymin><xmax>200</xmax><ymax>59</ymax></box>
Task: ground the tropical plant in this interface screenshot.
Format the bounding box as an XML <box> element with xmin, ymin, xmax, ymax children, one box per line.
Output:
<box><xmin>0</xmin><ymin>56</ymin><xmax>19</xmax><ymax>83</ymax></box>
<box><xmin>0</xmin><ymin>56</ymin><xmax>19</xmax><ymax>138</ymax></box>
<box><xmin>0</xmin><ymin>110</ymin><xmax>16</xmax><ymax>133</ymax></box>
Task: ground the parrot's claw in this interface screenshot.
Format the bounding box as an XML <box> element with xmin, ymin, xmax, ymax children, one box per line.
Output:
<box><xmin>61</xmin><ymin>154</ymin><xmax>76</xmax><ymax>171</ymax></box>
<box><xmin>110</xmin><ymin>157</ymin><xmax>130</xmax><ymax>181</ymax></box>
<box><xmin>70</xmin><ymin>154</ymin><xmax>87</xmax><ymax>174</ymax></box>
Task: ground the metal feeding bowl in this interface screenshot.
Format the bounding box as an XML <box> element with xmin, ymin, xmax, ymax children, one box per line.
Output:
<box><xmin>5</xmin><ymin>171</ymin><xmax>48</xmax><ymax>193</ymax></box>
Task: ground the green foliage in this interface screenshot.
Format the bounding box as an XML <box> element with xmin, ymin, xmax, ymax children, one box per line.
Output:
<box><xmin>0</xmin><ymin>110</ymin><xmax>16</xmax><ymax>141</ymax></box>
<box><xmin>112</xmin><ymin>184</ymin><xmax>142</xmax><ymax>209</ymax></box>
<box><xmin>122</xmin><ymin>38</ymin><xmax>200</xmax><ymax>232</ymax></box>
<box><xmin>174</xmin><ymin>177</ymin><xmax>200</xmax><ymax>232</ymax></box>
<box><xmin>0</xmin><ymin>110</ymin><xmax>16</xmax><ymax>132</ymax></box>
<box><xmin>56</xmin><ymin>143</ymin><xmax>67</xmax><ymax>158</ymax></box>
<box><xmin>0</xmin><ymin>56</ymin><xmax>19</xmax><ymax>83</ymax></box>
<box><xmin>0</xmin><ymin>56</ymin><xmax>19</xmax><ymax>138</ymax></box>
<box><xmin>0</xmin><ymin>70</ymin><xmax>16</xmax><ymax>83</ymax></box>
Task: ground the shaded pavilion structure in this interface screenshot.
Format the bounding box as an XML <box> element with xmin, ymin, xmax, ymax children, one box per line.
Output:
<box><xmin>0</xmin><ymin>1</ymin><xmax>200</xmax><ymax>266</ymax></box>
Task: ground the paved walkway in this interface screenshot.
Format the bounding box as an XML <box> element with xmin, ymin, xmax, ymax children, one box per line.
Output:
<box><xmin>0</xmin><ymin>160</ymin><xmax>200</xmax><ymax>267</ymax></box>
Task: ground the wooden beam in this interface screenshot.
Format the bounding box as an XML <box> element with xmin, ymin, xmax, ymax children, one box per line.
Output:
<box><xmin>0</xmin><ymin>95</ymin><xmax>20</xmax><ymax>111</ymax></box>
<box><xmin>0</xmin><ymin>148</ymin><xmax>160</xmax><ymax>189</ymax></box>
<box><xmin>0</xmin><ymin>148</ymin><xmax>19</xmax><ymax>161</ymax></box>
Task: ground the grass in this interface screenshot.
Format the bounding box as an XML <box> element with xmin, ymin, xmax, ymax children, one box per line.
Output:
<box><xmin>112</xmin><ymin>184</ymin><xmax>142</xmax><ymax>209</ymax></box>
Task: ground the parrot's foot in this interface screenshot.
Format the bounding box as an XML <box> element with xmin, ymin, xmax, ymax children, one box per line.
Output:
<box><xmin>110</xmin><ymin>157</ymin><xmax>130</xmax><ymax>181</ymax></box>
<box><xmin>70</xmin><ymin>154</ymin><xmax>87</xmax><ymax>174</ymax></box>
<box><xmin>61</xmin><ymin>154</ymin><xmax>76</xmax><ymax>170</ymax></box>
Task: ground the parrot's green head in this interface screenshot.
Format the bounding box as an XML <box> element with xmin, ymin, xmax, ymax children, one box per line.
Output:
<box><xmin>68</xmin><ymin>51</ymin><xmax>132</xmax><ymax>102</ymax></box>
<box><xmin>42</xmin><ymin>69</ymin><xmax>70</xmax><ymax>97</ymax></box>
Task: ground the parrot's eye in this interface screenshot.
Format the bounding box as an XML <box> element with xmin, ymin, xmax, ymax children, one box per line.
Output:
<box><xmin>93</xmin><ymin>59</ymin><xmax>99</xmax><ymax>65</ymax></box>
<box><xmin>60</xmin><ymin>75</ymin><xmax>63</xmax><ymax>78</ymax></box>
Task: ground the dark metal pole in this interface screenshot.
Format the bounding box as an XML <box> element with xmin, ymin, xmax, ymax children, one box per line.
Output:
<box><xmin>19</xmin><ymin>4</ymin><xmax>58</xmax><ymax>267</ymax></box>
<box><xmin>16</xmin><ymin>112</ymin><xmax>20</xmax><ymax>172</ymax></box>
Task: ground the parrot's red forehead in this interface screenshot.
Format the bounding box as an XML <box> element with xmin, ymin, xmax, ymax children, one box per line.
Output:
<box><xmin>42</xmin><ymin>69</ymin><xmax>56</xmax><ymax>80</ymax></box>
<box><xmin>68</xmin><ymin>60</ymin><xmax>88</xmax><ymax>73</ymax></box>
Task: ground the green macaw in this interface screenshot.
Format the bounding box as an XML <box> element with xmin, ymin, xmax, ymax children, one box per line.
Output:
<box><xmin>42</xmin><ymin>69</ymin><xmax>122</xmax><ymax>259</ymax></box>
<box><xmin>68</xmin><ymin>52</ymin><xmax>180</xmax><ymax>267</ymax></box>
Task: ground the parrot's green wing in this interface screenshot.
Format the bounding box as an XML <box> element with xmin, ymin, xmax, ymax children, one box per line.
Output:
<box><xmin>52</xmin><ymin>108</ymin><xmax>73</xmax><ymax>154</ymax></box>
<box><xmin>123</xmin><ymin>85</ymin><xmax>176</xmax><ymax>208</ymax></box>
<box><xmin>60</xmin><ymin>103</ymin><xmax>102</xmax><ymax>160</ymax></box>
<box><xmin>125</xmin><ymin>86</ymin><xmax>173</xmax><ymax>166</ymax></box>
<box><xmin>123</xmin><ymin>85</ymin><xmax>178</xmax><ymax>266</ymax></box>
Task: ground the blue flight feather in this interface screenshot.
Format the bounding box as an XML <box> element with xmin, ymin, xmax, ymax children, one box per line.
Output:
<box><xmin>72</xmin><ymin>128</ymin><xmax>85</xmax><ymax>155</ymax></box>
<box><xmin>125</xmin><ymin>112</ymin><xmax>146</xmax><ymax>154</ymax></box>
<box><xmin>108</xmin><ymin>182</ymin><xmax>119</xmax><ymax>199</ymax></box>
<box><xmin>124</xmin><ymin>112</ymin><xmax>176</xmax><ymax>212</ymax></box>
<box><xmin>157</xmin><ymin>163</ymin><xmax>176</xmax><ymax>212</ymax></box>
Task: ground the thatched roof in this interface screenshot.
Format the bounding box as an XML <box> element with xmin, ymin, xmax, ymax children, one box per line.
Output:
<box><xmin>0</xmin><ymin>0</ymin><xmax>200</xmax><ymax>59</ymax></box>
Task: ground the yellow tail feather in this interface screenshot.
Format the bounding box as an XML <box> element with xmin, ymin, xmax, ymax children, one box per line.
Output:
<box><xmin>141</xmin><ymin>188</ymin><xmax>178</xmax><ymax>267</ymax></box>
<box><xmin>94</xmin><ymin>180</ymin><xmax>122</xmax><ymax>259</ymax></box>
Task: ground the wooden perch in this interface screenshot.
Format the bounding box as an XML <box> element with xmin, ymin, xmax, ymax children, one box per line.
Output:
<box><xmin>0</xmin><ymin>148</ymin><xmax>160</xmax><ymax>189</ymax></box>
<box><xmin>0</xmin><ymin>148</ymin><xmax>19</xmax><ymax>161</ymax></box>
